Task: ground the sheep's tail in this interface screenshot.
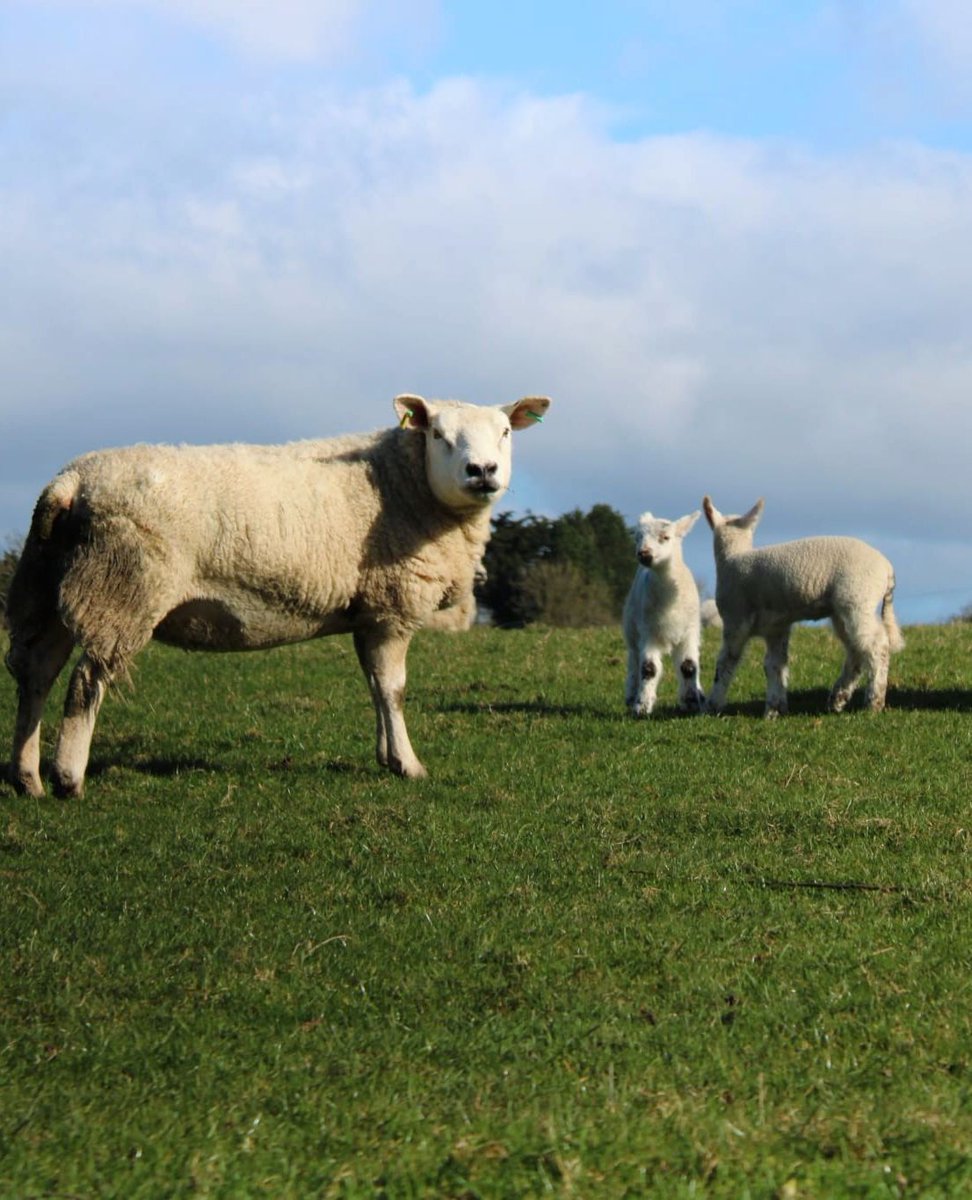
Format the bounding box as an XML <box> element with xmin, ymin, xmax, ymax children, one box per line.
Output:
<box><xmin>882</xmin><ymin>574</ymin><xmax>905</xmax><ymax>654</ymax></box>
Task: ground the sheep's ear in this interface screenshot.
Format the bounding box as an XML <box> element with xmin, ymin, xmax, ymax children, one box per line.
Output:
<box><xmin>739</xmin><ymin>498</ymin><xmax>764</xmax><ymax>529</ymax></box>
<box><xmin>702</xmin><ymin>496</ymin><xmax>721</xmax><ymax>529</ymax></box>
<box><xmin>504</xmin><ymin>396</ymin><xmax>551</xmax><ymax>430</ymax></box>
<box><xmin>394</xmin><ymin>394</ymin><xmax>430</xmax><ymax>431</ymax></box>
<box><xmin>676</xmin><ymin>510</ymin><xmax>701</xmax><ymax>538</ymax></box>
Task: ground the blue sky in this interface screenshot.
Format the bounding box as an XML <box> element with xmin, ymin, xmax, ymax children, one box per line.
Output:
<box><xmin>3</xmin><ymin>1</ymin><xmax>972</xmax><ymax>622</ymax></box>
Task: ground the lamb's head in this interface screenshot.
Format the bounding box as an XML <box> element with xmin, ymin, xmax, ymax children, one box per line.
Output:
<box><xmin>702</xmin><ymin>496</ymin><xmax>764</xmax><ymax>556</ymax></box>
<box><xmin>634</xmin><ymin>510</ymin><xmax>700</xmax><ymax>569</ymax></box>
<box><xmin>394</xmin><ymin>394</ymin><xmax>551</xmax><ymax>512</ymax></box>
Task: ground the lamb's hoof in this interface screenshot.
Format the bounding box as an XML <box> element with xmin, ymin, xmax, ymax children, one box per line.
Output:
<box><xmin>9</xmin><ymin>766</ymin><xmax>45</xmax><ymax>798</ymax></box>
<box><xmin>51</xmin><ymin>769</ymin><xmax>84</xmax><ymax>799</ymax></box>
<box><xmin>679</xmin><ymin>692</ymin><xmax>706</xmax><ymax>715</ymax></box>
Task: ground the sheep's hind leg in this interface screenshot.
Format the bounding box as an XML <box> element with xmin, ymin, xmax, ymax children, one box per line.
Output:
<box><xmin>763</xmin><ymin>631</ymin><xmax>791</xmax><ymax>718</ymax></box>
<box><xmin>51</xmin><ymin>653</ymin><xmax>110</xmax><ymax>798</ymax></box>
<box><xmin>354</xmin><ymin>628</ymin><xmax>427</xmax><ymax>779</ymax></box>
<box><xmin>862</xmin><ymin>625</ymin><xmax>891</xmax><ymax>713</ymax></box>
<box><xmin>829</xmin><ymin>616</ymin><xmax>868</xmax><ymax>713</ymax></box>
<box><xmin>706</xmin><ymin>627</ymin><xmax>748</xmax><ymax>714</ymax></box>
<box><xmin>6</xmin><ymin>622</ymin><xmax>75</xmax><ymax>797</ymax></box>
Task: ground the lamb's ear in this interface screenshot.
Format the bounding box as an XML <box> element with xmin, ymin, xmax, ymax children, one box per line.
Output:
<box><xmin>739</xmin><ymin>498</ymin><xmax>764</xmax><ymax>529</ymax></box>
<box><xmin>504</xmin><ymin>396</ymin><xmax>551</xmax><ymax>430</ymax></box>
<box><xmin>702</xmin><ymin>496</ymin><xmax>721</xmax><ymax>529</ymax></box>
<box><xmin>676</xmin><ymin>510</ymin><xmax>701</xmax><ymax>538</ymax></box>
<box><xmin>394</xmin><ymin>394</ymin><xmax>431</xmax><ymax>431</ymax></box>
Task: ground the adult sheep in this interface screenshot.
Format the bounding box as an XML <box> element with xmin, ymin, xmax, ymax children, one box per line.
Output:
<box><xmin>5</xmin><ymin>394</ymin><xmax>551</xmax><ymax>797</ymax></box>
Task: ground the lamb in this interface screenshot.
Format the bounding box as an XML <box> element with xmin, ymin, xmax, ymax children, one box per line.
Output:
<box><xmin>702</xmin><ymin>496</ymin><xmax>904</xmax><ymax>717</ymax></box>
<box><xmin>623</xmin><ymin>510</ymin><xmax>705</xmax><ymax>717</ymax></box>
<box><xmin>5</xmin><ymin>393</ymin><xmax>551</xmax><ymax>797</ymax></box>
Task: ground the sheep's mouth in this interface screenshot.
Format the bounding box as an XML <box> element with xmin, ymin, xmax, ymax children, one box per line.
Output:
<box><xmin>464</xmin><ymin>480</ymin><xmax>502</xmax><ymax>499</ymax></box>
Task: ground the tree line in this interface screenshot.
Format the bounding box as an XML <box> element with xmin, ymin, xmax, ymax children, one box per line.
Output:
<box><xmin>478</xmin><ymin>504</ymin><xmax>635</xmax><ymax>627</ymax></box>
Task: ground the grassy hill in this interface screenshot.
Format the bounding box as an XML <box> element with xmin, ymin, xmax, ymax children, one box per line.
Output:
<box><xmin>2</xmin><ymin>622</ymin><xmax>972</xmax><ymax>1197</ymax></box>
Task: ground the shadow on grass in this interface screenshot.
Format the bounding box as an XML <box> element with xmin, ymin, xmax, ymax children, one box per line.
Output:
<box><xmin>87</xmin><ymin>751</ymin><xmax>365</xmax><ymax>781</ymax></box>
<box><xmin>708</xmin><ymin>684</ymin><xmax>972</xmax><ymax>717</ymax></box>
<box><xmin>439</xmin><ymin>699</ymin><xmax>615</xmax><ymax>721</ymax></box>
<box><xmin>885</xmin><ymin>686</ymin><xmax>972</xmax><ymax>713</ymax></box>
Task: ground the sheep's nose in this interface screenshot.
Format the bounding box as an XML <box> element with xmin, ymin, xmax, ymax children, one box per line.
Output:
<box><xmin>466</xmin><ymin>462</ymin><xmax>498</xmax><ymax>480</ymax></box>
<box><xmin>638</xmin><ymin>550</ymin><xmax>653</xmax><ymax>566</ymax></box>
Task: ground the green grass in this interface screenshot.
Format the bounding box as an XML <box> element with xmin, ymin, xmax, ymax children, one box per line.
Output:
<box><xmin>3</xmin><ymin>622</ymin><xmax>972</xmax><ymax>1197</ymax></box>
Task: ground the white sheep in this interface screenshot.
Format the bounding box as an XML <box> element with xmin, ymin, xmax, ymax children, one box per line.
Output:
<box><xmin>623</xmin><ymin>511</ymin><xmax>705</xmax><ymax>717</ymax></box>
<box><xmin>702</xmin><ymin>496</ymin><xmax>904</xmax><ymax>717</ymax></box>
<box><xmin>5</xmin><ymin>394</ymin><xmax>551</xmax><ymax>797</ymax></box>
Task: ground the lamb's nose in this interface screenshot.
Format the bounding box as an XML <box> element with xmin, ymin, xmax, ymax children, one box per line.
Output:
<box><xmin>638</xmin><ymin>550</ymin><xmax>653</xmax><ymax>566</ymax></box>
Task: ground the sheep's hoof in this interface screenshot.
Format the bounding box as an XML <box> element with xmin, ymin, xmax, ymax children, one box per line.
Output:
<box><xmin>51</xmin><ymin>769</ymin><xmax>84</xmax><ymax>799</ymax></box>
<box><xmin>9</xmin><ymin>766</ymin><xmax>45</xmax><ymax>798</ymax></box>
<box><xmin>390</xmin><ymin>758</ymin><xmax>428</xmax><ymax>780</ymax></box>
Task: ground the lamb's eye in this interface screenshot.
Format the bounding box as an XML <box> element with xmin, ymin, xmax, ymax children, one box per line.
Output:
<box><xmin>501</xmin><ymin>427</ymin><xmax>510</xmax><ymax>439</ymax></box>
<box><xmin>432</xmin><ymin>429</ymin><xmax>443</xmax><ymax>441</ymax></box>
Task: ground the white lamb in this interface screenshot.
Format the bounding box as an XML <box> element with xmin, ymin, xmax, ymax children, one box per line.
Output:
<box><xmin>702</xmin><ymin>496</ymin><xmax>904</xmax><ymax>717</ymax></box>
<box><xmin>5</xmin><ymin>393</ymin><xmax>551</xmax><ymax>797</ymax></box>
<box><xmin>623</xmin><ymin>511</ymin><xmax>705</xmax><ymax>717</ymax></box>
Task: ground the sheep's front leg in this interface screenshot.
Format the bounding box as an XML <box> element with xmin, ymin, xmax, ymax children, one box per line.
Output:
<box><xmin>706</xmin><ymin>626</ymin><xmax>749</xmax><ymax>714</ymax></box>
<box><xmin>52</xmin><ymin>653</ymin><xmax>109</xmax><ymax>798</ymax></box>
<box><xmin>631</xmin><ymin>646</ymin><xmax>663</xmax><ymax>717</ymax></box>
<box><xmin>7</xmin><ymin>623</ymin><xmax>75</xmax><ymax>797</ymax></box>
<box><xmin>763</xmin><ymin>630</ymin><xmax>791</xmax><ymax>718</ymax></box>
<box><xmin>353</xmin><ymin>628</ymin><xmax>427</xmax><ymax>779</ymax></box>
<box><xmin>624</xmin><ymin>637</ymin><xmax>641</xmax><ymax>711</ymax></box>
<box><xmin>674</xmin><ymin>635</ymin><xmax>705</xmax><ymax>713</ymax></box>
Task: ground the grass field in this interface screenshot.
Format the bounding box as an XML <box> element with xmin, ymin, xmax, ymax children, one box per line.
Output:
<box><xmin>2</xmin><ymin>620</ymin><xmax>972</xmax><ymax>1198</ymax></box>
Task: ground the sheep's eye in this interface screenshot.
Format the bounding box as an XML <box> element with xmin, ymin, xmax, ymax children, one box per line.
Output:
<box><xmin>658</xmin><ymin>533</ymin><xmax>670</xmax><ymax>543</ymax></box>
<box><xmin>432</xmin><ymin>429</ymin><xmax>443</xmax><ymax>441</ymax></box>
<box><xmin>501</xmin><ymin>427</ymin><xmax>510</xmax><ymax>439</ymax></box>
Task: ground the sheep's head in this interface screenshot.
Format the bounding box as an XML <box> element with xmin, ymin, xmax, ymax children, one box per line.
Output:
<box><xmin>394</xmin><ymin>394</ymin><xmax>551</xmax><ymax>512</ymax></box>
<box><xmin>634</xmin><ymin>511</ymin><xmax>700</xmax><ymax>569</ymax></box>
<box><xmin>702</xmin><ymin>496</ymin><xmax>764</xmax><ymax>554</ymax></box>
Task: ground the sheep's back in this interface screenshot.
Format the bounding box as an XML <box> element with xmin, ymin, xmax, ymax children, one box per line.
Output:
<box><xmin>721</xmin><ymin>536</ymin><xmax>892</xmax><ymax>620</ymax></box>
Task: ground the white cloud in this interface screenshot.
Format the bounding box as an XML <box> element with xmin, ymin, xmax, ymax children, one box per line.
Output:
<box><xmin>8</xmin><ymin>0</ymin><xmax>440</xmax><ymax>64</ymax></box>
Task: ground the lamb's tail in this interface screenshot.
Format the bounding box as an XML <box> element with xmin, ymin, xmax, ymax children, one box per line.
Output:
<box><xmin>882</xmin><ymin>574</ymin><xmax>905</xmax><ymax>653</ymax></box>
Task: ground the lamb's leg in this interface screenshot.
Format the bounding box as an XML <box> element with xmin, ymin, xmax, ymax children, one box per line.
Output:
<box><xmin>829</xmin><ymin>615</ymin><xmax>866</xmax><ymax>713</ymax></box>
<box><xmin>353</xmin><ymin>628</ymin><xmax>427</xmax><ymax>779</ymax></box>
<box><xmin>6</xmin><ymin>622</ymin><xmax>75</xmax><ymax>797</ymax></box>
<box><xmin>624</xmin><ymin>635</ymin><xmax>640</xmax><ymax>711</ymax></box>
<box><xmin>763</xmin><ymin>630</ymin><xmax>790</xmax><ymax>718</ymax></box>
<box><xmin>633</xmin><ymin>647</ymin><xmax>663</xmax><ymax>717</ymax></box>
<box><xmin>706</xmin><ymin>626</ymin><xmax>749</xmax><ymax>714</ymax></box>
<box><xmin>51</xmin><ymin>653</ymin><xmax>110</xmax><ymax>798</ymax></box>
<box><xmin>860</xmin><ymin>620</ymin><xmax>891</xmax><ymax>712</ymax></box>
<box><xmin>674</xmin><ymin>634</ymin><xmax>705</xmax><ymax>713</ymax></box>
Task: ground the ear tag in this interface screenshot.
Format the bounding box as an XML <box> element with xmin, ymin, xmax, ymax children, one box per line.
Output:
<box><xmin>400</xmin><ymin>409</ymin><xmax>414</xmax><ymax>428</ymax></box>
<box><xmin>526</xmin><ymin>411</ymin><xmax>544</xmax><ymax>423</ymax></box>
